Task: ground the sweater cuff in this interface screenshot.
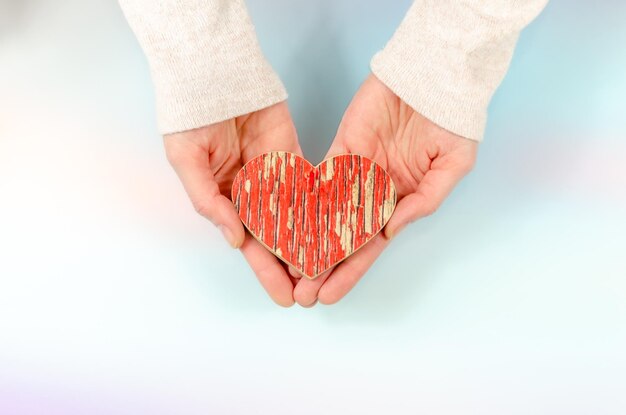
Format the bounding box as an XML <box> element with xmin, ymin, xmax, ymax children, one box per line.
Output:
<box><xmin>371</xmin><ymin>0</ymin><xmax>548</xmax><ymax>141</ymax></box>
<box><xmin>119</xmin><ymin>0</ymin><xmax>287</xmax><ymax>135</ymax></box>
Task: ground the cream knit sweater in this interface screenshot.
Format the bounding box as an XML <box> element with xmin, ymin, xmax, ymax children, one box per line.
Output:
<box><xmin>119</xmin><ymin>0</ymin><xmax>547</xmax><ymax>141</ymax></box>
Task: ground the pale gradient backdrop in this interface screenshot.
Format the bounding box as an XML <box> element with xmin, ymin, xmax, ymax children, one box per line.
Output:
<box><xmin>1</xmin><ymin>1</ymin><xmax>625</xmax><ymax>414</ymax></box>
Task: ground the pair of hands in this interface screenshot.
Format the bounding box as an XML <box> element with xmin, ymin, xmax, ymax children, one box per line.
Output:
<box><xmin>164</xmin><ymin>75</ymin><xmax>478</xmax><ymax>307</ymax></box>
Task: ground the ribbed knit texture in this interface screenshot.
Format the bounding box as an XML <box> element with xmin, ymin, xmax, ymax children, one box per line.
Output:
<box><xmin>119</xmin><ymin>0</ymin><xmax>287</xmax><ymax>135</ymax></box>
<box><xmin>120</xmin><ymin>0</ymin><xmax>548</xmax><ymax>140</ymax></box>
<box><xmin>371</xmin><ymin>0</ymin><xmax>548</xmax><ymax>141</ymax></box>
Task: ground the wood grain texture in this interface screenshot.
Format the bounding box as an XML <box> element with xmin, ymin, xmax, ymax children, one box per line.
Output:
<box><xmin>231</xmin><ymin>152</ymin><xmax>396</xmax><ymax>279</ymax></box>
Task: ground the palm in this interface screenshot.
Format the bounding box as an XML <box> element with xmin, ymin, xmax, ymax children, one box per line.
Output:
<box><xmin>294</xmin><ymin>75</ymin><xmax>477</xmax><ymax>306</ymax></box>
<box><xmin>174</xmin><ymin>105</ymin><xmax>298</xmax><ymax>197</ymax></box>
<box><xmin>329</xmin><ymin>76</ymin><xmax>476</xmax><ymax>203</ymax></box>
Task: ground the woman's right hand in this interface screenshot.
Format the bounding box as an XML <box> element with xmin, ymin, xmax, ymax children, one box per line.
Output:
<box><xmin>164</xmin><ymin>102</ymin><xmax>303</xmax><ymax>307</ymax></box>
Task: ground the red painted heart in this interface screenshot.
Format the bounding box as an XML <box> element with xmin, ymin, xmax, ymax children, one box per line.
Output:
<box><xmin>231</xmin><ymin>151</ymin><xmax>396</xmax><ymax>279</ymax></box>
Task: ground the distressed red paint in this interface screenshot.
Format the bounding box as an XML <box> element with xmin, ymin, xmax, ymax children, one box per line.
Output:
<box><xmin>232</xmin><ymin>152</ymin><xmax>396</xmax><ymax>279</ymax></box>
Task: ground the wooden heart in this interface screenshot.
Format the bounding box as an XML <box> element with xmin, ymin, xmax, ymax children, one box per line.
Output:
<box><xmin>231</xmin><ymin>151</ymin><xmax>396</xmax><ymax>279</ymax></box>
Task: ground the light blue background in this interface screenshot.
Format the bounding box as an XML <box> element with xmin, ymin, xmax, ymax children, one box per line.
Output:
<box><xmin>1</xmin><ymin>1</ymin><xmax>625</xmax><ymax>413</ymax></box>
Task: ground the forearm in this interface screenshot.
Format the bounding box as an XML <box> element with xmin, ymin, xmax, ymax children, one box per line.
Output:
<box><xmin>371</xmin><ymin>0</ymin><xmax>548</xmax><ymax>141</ymax></box>
<box><xmin>119</xmin><ymin>0</ymin><xmax>286</xmax><ymax>134</ymax></box>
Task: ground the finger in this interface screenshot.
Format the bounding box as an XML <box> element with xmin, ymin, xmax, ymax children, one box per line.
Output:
<box><xmin>246</xmin><ymin>122</ymin><xmax>304</xmax><ymax>161</ymax></box>
<box><xmin>287</xmin><ymin>266</ymin><xmax>300</xmax><ymax>286</ymax></box>
<box><xmin>165</xmin><ymin>141</ymin><xmax>245</xmax><ymax>248</ymax></box>
<box><xmin>384</xmin><ymin>165</ymin><xmax>468</xmax><ymax>240</ymax></box>
<box><xmin>244</xmin><ymin>102</ymin><xmax>305</xmax><ymax>159</ymax></box>
<box><xmin>291</xmin><ymin>143</ymin><xmax>305</xmax><ymax>158</ymax></box>
<box><xmin>323</xmin><ymin>140</ymin><xmax>348</xmax><ymax>159</ymax></box>
<box><xmin>293</xmin><ymin>268</ymin><xmax>333</xmax><ymax>307</ymax></box>
<box><xmin>323</xmin><ymin>103</ymin><xmax>379</xmax><ymax>161</ymax></box>
<box><xmin>288</xmin><ymin>266</ymin><xmax>303</xmax><ymax>279</ymax></box>
<box><xmin>240</xmin><ymin>234</ymin><xmax>295</xmax><ymax>307</ymax></box>
<box><xmin>317</xmin><ymin>234</ymin><xmax>390</xmax><ymax>305</ymax></box>
<box><xmin>270</xmin><ymin>104</ymin><xmax>304</xmax><ymax>157</ymax></box>
<box><xmin>301</xmin><ymin>299</ymin><xmax>318</xmax><ymax>308</ymax></box>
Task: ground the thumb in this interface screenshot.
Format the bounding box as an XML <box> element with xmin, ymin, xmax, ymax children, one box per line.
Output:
<box><xmin>194</xmin><ymin>194</ymin><xmax>246</xmax><ymax>249</ymax></box>
<box><xmin>166</xmin><ymin>144</ymin><xmax>245</xmax><ymax>249</ymax></box>
<box><xmin>323</xmin><ymin>119</ymin><xmax>351</xmax><ymax>160</ymax></box>
<box><xmin>384</xmin><ymin>167</ymin><xmax>465</xmax><ymax>239</ymax></box>
<box><xmin>383</xmin><ymin>192</ymin><xmax>432</xmax><ymax>240</ymax></box>
<box><xmin>323</xmin><ymin>139</ymin><xmax>348</xmax><ymax>160</ymax></box>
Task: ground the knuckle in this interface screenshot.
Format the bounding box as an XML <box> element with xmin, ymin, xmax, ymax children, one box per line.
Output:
<box><xmin>192</xmin><ymin>200</ymin><xmax>215</xmax><ymax>221</ymax></box>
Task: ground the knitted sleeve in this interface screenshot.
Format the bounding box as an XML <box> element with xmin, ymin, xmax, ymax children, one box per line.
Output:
<box><xmin>118</xmin><ymin>0</ymin><xmax>287</xmax><ymax>135</ymax></box>
<box><xmin>371</xmin><ymin>0</ymin><xmax>549</xmax><ymax>141</ymax></box>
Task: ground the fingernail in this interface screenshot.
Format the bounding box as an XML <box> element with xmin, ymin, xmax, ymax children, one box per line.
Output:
<box><xmin>288</xmin><ymin>267</ymin><xmax>301</xmax><ymax>278</ymax></box>
<box><xmin>218</xmin><ymin>225</ymin><xmax>238</xmax><ymax>248</ymax></box>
